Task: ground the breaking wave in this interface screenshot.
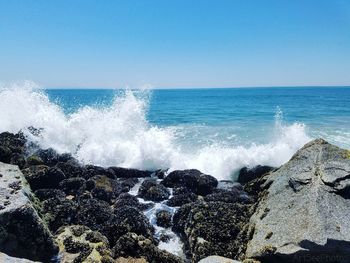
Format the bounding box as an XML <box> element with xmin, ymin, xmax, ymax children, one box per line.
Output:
<box><xmin>0</xmin><ymin>82</ymin><xmax>311</xmax><ymax>180</ymax></box>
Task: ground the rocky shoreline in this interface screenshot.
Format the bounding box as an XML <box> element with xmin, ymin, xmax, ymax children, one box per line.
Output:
<box><xmin>0</xmin><ymin>131</ymin><xmax>350</xmax><ymax>263</ymax></box>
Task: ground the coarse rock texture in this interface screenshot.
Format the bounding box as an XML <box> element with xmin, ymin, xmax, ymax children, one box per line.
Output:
<box><xmin>0</xmin><ymin>132</ymin><xmax>26</xmax><ymax>168</ymax></box>
<box><xmin>238</xmin><ymin>166</ymin><xmax>275</xmax><ymax>185</ymax></box>
<box><xmin>245</xmin><ymin>139</ymin><xmax>350</xmax><ymax>263</ymax></box>
<box><xmin>173</xmin><ymin>201</ymin><xmax>251</xmax><ymax>262</ymax></box>
<box><xmin>108</xmin><ymin>167</ymin><xmax>152</xmax><ymax>178</ymax></box>
<box><xmin>155</xmin><ymin>210</ymin><xmax>172</xmax><ymax>228</ymax></box>
<box><xmin>0</xmin><ymin>252</ymin><xmax>41</xmax><ymax>263</ymax></box>
<box><xmin>0</xmin><ymin>162</ymin><xmax>58</xmax><ymax>262</ymax></box>
<box><xmin>115</xmin><ymin>257</ymin><xmax>148</xmax><ymax>263</ymax></box>
<box><xmin>55</xmin><ymin>225</ymin><xmax>114</xmax><ymax>263</ymax></box>
<box><xmin>138</xmin><ymin>179</ymin><xmax>170</xmax><ymax>202</ymax></box>
<box><xmin>198</xmin><ymin>255</ymin><xmax>243</xmax><ymax>263</ymax></box>
<box><xmin>162</xmin><ymin>169</ymin><xmax>218</xmax><ymax>196</ymax></box>
<box><xmin>112</xmin><ymin>232</ymin><xmax>183</xmax><ymax>263</ymax></box>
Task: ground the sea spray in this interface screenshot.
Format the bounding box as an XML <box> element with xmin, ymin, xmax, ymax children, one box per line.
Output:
<box><xmin>0</xmin><ymin>83</ymin><xmax>311</xmax><ymax>180</ymax></box>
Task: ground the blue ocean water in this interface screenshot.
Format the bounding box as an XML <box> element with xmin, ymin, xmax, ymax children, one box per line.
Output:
<box><xmin>0</xmin><ymin>86</ymin><xmax>349</xmax><ymax>179</ymax></box>
<box><xmin>45</xmin><ymin>87</ymin><xmax>350</xmax><ymax>147</ymax></box>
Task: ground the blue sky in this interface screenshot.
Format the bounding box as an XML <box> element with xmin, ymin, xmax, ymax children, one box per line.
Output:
<box><xmin>0</xmin><ymin>0</ymin><xmax>350</xmax><ymax>88</ymax></box>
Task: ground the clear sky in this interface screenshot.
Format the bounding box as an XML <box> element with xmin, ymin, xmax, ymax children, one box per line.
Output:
<box><xmin>0</xmin><ymin>0</ymin><xmax>350</xmax><ymax>88</ymax></box>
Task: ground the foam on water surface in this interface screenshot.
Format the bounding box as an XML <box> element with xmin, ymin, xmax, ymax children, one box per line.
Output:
<box><xmin>0</xmin><ymin>83</ymin><xmax>320</xmax><ymax>180</ymax></box>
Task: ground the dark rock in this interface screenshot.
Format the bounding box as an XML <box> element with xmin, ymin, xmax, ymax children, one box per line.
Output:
<box><xmin>42</xmin><ymin>196</ymin><xmax>78</xmax><ymax>231</ymax></box>
<box><xmin>162</xmin><ymin>169</ymin><xmax>218</xmax><ymax>195</ymax></box>
<box><xmin>0</xmin><ymin>132</ymin><xmax>26</xmax><ymax>155</ymax></box>
<box><xmin>34</xmin><ymin>188</ymin><xmax>66</xmax><ymax>201</ymax></box>
<box><xmin>102</xmin><ymin>206</ymin><xmax>154</xmax><ymax>246</ymax></box>
<box><xmin>166</xmin><ymin>187</ymin><xmax>197</xmax><ymax>207</ymax></box>
<box><xmin>108</xmin><ymin>167</ymin><xmax>152</xmax><ymax>178</ymax></box>
<box><xmin>0</xmin><ymin>146</ymin><xmax>12</xmax><ymax>163</ymax></box>
<box><xmin>114</xmin><ymin>193</ymin><xmax>154</xmax><ymax>211</ymax></box>
<box><xmin>156</xmin><ymin>210</ymin><xmax>172</xmax><ymax>228</ymax></box>
<box><xmin>238</xmin><ymin>165</ymin><xmax>275</xmax><ymax>185</ymax></box>
<box><xmin>173</xmin><ymin>201</ymin><xmax>250</xmax><ymax>262</ymax></box>
<box><xmin>34</xmin><ymin>148</ymin><xmax>61</xmax><ymax>167</ymax></box>
<box><xmin>10</xmin><ymin>153</ymin><xmax>26</xmax><ymax>169</ymax></box>
<box><xmin>119</xmin><ymin>178</ymin><xmax>139</xmax><ymax>192</ymax></box>
<box><xmin>56</xmin><ymin>160</ymin><xmax>85</xmax><ymax>178</ymax></box>
<box><xmin>22</xmin><ymin>165</ymin><xmax>66</xmax><ymax>190</ymax></box>
<box><xmin>26</xmin><ymin>155</ymin><xmax>44</xmax><ymax>166</ymax></box>
<box><xmin>0</xmin><ymin>162</ymin><xmax>58</xmax><ymax>262</ymax></box>
<box><xmin>112</xmin><ymin>232</ymin><xmax>183</xmax><ymax>263</ymax></box>
<box><xmin>83</xmin><ymin>164</ymin><xmax>115</xmax><ymax>180</ymax></box>
<box><xmin>76</xmin><ymin>199</ymin><xmax>113</xmax><ymax>231</ymax></box>
<box><xmin>204</xmin><ymin>188</ymin><xmax>251</xmax><ymax>204</ymax></box>
<box><xmin>138</xmin><ymin>179</ymin><xmax>170</xmax><ymax>202</ymax></box>
<box><xmin>87</xmin><ymin>175</ymin><xmax>123</xmax><ymax>203</ymax></box>
<box><xmin>59</xmin><ymin>177</ymin><xmax>86</xmax><ymax>195</ymax></box>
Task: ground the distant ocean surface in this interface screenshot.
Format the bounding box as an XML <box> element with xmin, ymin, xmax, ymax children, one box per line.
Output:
<box><xmin>0</xmin><ymin>85</ymin><xmax>349</xmax><ymax>180</ymax></box>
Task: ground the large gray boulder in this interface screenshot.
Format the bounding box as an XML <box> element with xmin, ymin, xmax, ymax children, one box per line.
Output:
<box><xmin>245</xmin><ymin>139</ymin><xmax>350</xmax><ymax>262</ymax></box>
<box><xmin>0</xmin><ymin>252</ymin><xmax>40</xmax><ymax>263</ymax></box>
<box><xmin>0</xmin><ymin>162</ymin><xmax>57</xmax><ymax>262</ymax></box>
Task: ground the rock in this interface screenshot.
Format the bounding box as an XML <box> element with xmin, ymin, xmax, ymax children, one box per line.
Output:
<box><xmin>26</xmin><ymin>155</ymin><xmax>44</xmax><ymax>166</ymax></box>
<box><xmin>0</xmin><ymin>132</ymin><xmax>26</xmax><ymax>157</ymax></box>
<box><xmin>102</xmin><ymin>206</ymin><xmax>154</xmax><ymax>246</ymax></box>
<box><xmin>162</xmin><ymin>169</ymin><xmax>218</xmax><ymax>195</ymax></box>
<box><xmin>83</xmin><ymin>164</ymin><xmax>115</xmax><ymax>180</ymax></box>
<box><xmin>238</xmin><ymin>165</ymin><xmax>275</xmax><ymax>185</ymax></box>
<box><xmin>87</xmin><ymin>175</ymin><xmax>124</xmax><ymax>203</ymax></box>
<box><xmin>0</xmin><ymin>252</ymin><xmax>40</xmax><ymax>263</ymax></box>
<box><xmin>114</xmin><ymin>193</ymin><xmax>153</xmax><ymax>211</ymax></box>
<box><xmin>34</xmin><ymin>188</ymin><xmax>66</xmax><ymax>201</ymax></box>
<box><xmin>173</xmin><ymin>201</ymin><xmax>250</xmax><ymax>262</ymax></box>
<box><xmin>204</xmin><ymin>187</ymin><xmax>251</xmax><ymax>204</ymax></box>
<box><xmin>112</xmin><ymin>232</ymin><xmax>183</xmax><ymax>263</ymax></box>
<box><xmin>245</xmin><ymin>139</ymin><xmax>350</xmax><ymax>262</ymax></box>
<box><xmin>156</xmin><ymin>210</ymin><xmax>172</xmax><ymax>228</ymax></box>
<box><xmin>166</xmin><ymin>187</ymin><xmax>198</xmax><ymax>207</ymax></box>
<box><xmin>119</xmin><ymin>178</ymin><xmax>139</xmax><ymax>192</ymax></box>
<box><xmin>115</xmin><ymin>257</ymin><xmax>148</xmax><ymax>263</ymax></box>
<box><xmin>56</xmin><ymin>160</ymin><xmax>85</xmax><ymax>178</ymax></box>
<box><xmin>22</xmin><ymin>165</ymin><xmax>66</xmax><ymax>190</ymax></box>
<box><xmin>198</xmin><ymin>255</ymin><xmax>242</xmax><ymax>263</ymax></box>
<box><xmin>108</xmin><ymin>167</ymin><xmax>152</xmax><ymax>178</ymax></box>
<box><xmin>0</xmin><ymin>162</ymin><xmax>58</xmax><ymax>261</ymax></box>
<box><xmin>42</xmin><ymin>196</ymin><xmax>78</xmax><ymax>231</ymax></box>
<box><xmin>55</xmin><ymin>225</ymin><xmax>114</xmax><ymax>263</ymax></box>
<box><xmin>59</xmin><ymin>177</ymin><xmax>86</xmax><ymax>195</ymax></box>
<box><xmin>138</xmin><ymin>179</ymin><xmax>170</xmax><ymax>202</ymax></box>
<box><xmin>76</xmin><ymin>198</ymin><xmax>113</xmax><ymax>231</ymax></box>
<box><xmin>34</xmin><ymin>148</ymin><xmax>60</xmax><ymax>167</ymax></box>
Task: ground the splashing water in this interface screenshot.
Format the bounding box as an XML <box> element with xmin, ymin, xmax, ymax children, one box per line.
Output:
<box><xmin>0</xmin><ymin>83</ymin><xmax>313</xmax><ymax>180</ymax></box>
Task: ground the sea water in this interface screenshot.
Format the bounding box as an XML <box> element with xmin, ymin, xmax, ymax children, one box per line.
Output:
<box><xmin>0</xmin><ymin>83</ymin><xmax>349</xmax><ymax>180</ymax></box>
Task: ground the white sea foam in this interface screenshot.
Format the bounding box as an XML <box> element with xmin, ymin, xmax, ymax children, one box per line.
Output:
<box><xmin>0</xmin><ymin>82</ymin><xmax>314</xmax><ymax>180</ymax></box>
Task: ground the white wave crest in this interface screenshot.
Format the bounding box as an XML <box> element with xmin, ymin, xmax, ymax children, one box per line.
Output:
<box><xmin>0</xmin><ymin>83</ymin><xmax>312</xmax><ymax>180</ymax></box>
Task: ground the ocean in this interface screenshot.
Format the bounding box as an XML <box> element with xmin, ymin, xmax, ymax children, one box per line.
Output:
<box><xmin>0</xmin><ymin>85</ymin><xmax>349</xmax><ymax>180</ymax></box>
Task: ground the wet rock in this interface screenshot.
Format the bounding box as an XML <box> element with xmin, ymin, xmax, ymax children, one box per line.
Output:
<box><xmin>22</xmin><ymin>165</ymin><xmax>66</xmax><ymax>190</ymax></box>
<box><xmin>102</xmin><ymin>206</ymin><xmax>154</xmax><ymax>246</ymax></box>
<box><xmin>0</xmin><ymin>162</ymin><xmax>58</xmax><ymax>262</ymax></box>
<box><xmin>56</xmin><ymin>225</ymin><xmax>114</xmax><ymax>263</ymax></box>
<box><xmin>56</xmin><ymin>160</ymin><xmax>85</xmax><ymax>178</ymax></box>
<box><xmin>108</xmin><ymin>167</ymin><xmax>152</xmax><ymax>178</ymax></box>
<box><xmin>87</xmin><ymin>175</ymin><xmax>123</xmax><ymax>203</ymax></box>
<box><xmin>42</xmin><ymin>196</ymin><xmax>78</xmax><ymax>231</ymax></box>
<box><xmin>173</xmin><ymin>201</ymin><xmax>250</xmax><ymax>262</ymax></box>
<box><xmin>166</xmin><ymin>187</ymin><xmax>197</xmax><ymax>207</ymax></box>
<box><xmin>76</xmin><ymin>198</ymin><xmax>113</xmax><ymax>231</ymax></box>
<box><xmin>204</xmin><ymin>187</ymin><xmax>251</xmax><ymax>204</ymax></box>
<box><xmin>245</xmin><ymin>140</ymin><xmax>350</xmax><ymax>263</ymax></box>
<box><xmin>83</xmin><ymin>164</ymin><xmax>115</xmax><ymax>180</ymax></box>
<box><xmin>120</xmin><ymin>178</ymin><xmax>139</xmax><ymax>192</ymax></box>
<box><xmin>114</xmin><ymin>193</ymin><xmax>153</xmax><ymax>211</ymax></box>
<box><xmin>162</xmin><ymin>169</ymin><xmax>218</xmax><ymax>195</ymax></box>
<box><xmin>34</xmin><ymin>148</ymin><xmax>60</xmax><ymax>167</ymax></box>
<box><xmin>0</xmin><ymin>146</ymin><xmax>14</xmax><ymax>163</ymax></box>
<box><xmin>34</xmin><ymin>188</ymin><xmax>66</xmax><ymax>201</ymax></box>
<box><xmin>26</xmin><ymin>155</ymin><xmax>44</xmax><ymax>166</ymax></box>
<box><xmin>156</xmin><ymin>210</ymin><xmax>172</xmax><ymax>228</ymax></box>
<box><xmin>112</xmin><ymin>232</ymin><xmax>183</xmax><ymax>263</ymax></box>
<box><xmin>59</xmin><ymin>177</ymin><xmax>86</xmax><ymax>195</ymax></box>
<box><xmin>138</xmin><ymin>179</ymin><xmax>170</xmax><ymax>202</ymax></box>
<box><xmin>0</xmin><ymin>132</ymin><xmax>26</xmax><ymax>155</ymax></box>
<box><xmin>238</xmin><ymin>165</ymin><xmax>275</xmax><ymax>185</ymax></box>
